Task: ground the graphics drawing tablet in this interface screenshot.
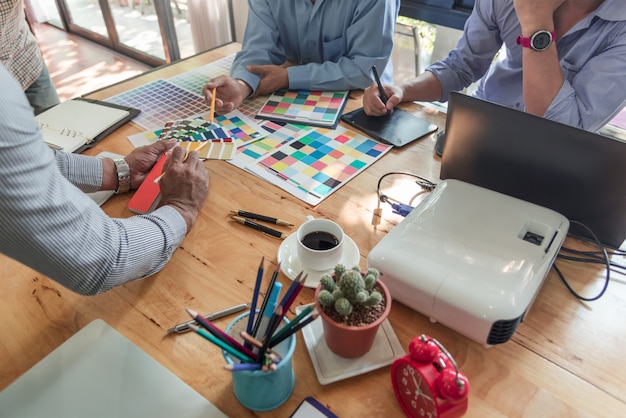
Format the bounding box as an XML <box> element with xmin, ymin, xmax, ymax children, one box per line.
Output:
<box><xmin>341</xmin><ymin>107</ymin><xmax>438</xmax><ymax>148</ymax></box>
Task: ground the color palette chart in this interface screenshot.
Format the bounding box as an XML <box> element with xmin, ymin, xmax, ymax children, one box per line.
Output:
<box><xmin>103</xmin><ymin>54</ymin><xmax>236</xmax><ymax>132</ymax></box>
<box><xmin>104</xmin><ymin>79</ymin><xmax>212</xmax><ymax>131</ymax></box>
<box><xmin>229</xmin><ymin>121</ymin><xmax>315</xmax><ymax>171</ymax></box>
<box><xmin>166</xmin><ymin>55</ymin><xmax>235</xmax><ymax>96</ymax></box>
<box><xmin>246</xmin><ymin>126</ymin><xmax>392</xmax><ymax>206</ymax></box>
<box><xmin>256</xmin><ymin>89</ymin><xmax>349</xmax><ymax>128</ymax></box>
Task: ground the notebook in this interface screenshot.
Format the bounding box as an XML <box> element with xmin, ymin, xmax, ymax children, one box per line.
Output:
<box><xmin>36</xmin><ymin>98</ymin><xmax>140</xmax><ymax>153</ymax></box>
<box><xmin>0</xmin><ymin>319</ymin><xmax>228</xmax><ymax>418</ymax></box>
<box><xmin>440</xmin><ymin>92</ymin><xmax>626</xmax><ymax>248</ymax></box>
<box><xmin>256</xmin><ymin>89</ymin><xmax>349</xmax><ymax>129</ymax></box>
<box><xmin>341</xmin><ymin>107</ymin><xmax>438</xmax><ymax>147</ymax></box>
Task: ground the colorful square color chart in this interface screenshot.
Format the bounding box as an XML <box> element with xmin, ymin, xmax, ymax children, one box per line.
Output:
<box><xmin>247</xmin><ymin>126</ymin><xmax>392</xmax><ymax>206</ymax></box>
<box><xmin>104</xmin><ymin>79</ymin><xmax>212</xmax><ymax>131</ymax></box>
<box><xmin>256</xmin><ymin>89</ymin><xmax>349</xmax><ymax>129</ymax></box>
<box><xmin>229</xmin><ymin>121</ymin><xmax>314</xmax><ymax>170</ymax></box>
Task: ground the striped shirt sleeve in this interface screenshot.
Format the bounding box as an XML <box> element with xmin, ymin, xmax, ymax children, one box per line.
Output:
<box><xmin>0</xmin><ymin>64</ymin><xmax>187</xmax><ymax>295</ymax></box>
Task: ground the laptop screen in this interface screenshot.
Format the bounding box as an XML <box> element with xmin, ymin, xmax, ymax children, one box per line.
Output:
<box><xmin>440</xmin><ymin>92</ymin><xmax>626</xmax><ymax>248</ymax></box>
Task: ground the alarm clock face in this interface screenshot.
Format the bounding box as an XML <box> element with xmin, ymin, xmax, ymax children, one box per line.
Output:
<box><xmin>394</xmin><ymin>361</ymin><xmax>438</xmax><ymax>418</ymax></box>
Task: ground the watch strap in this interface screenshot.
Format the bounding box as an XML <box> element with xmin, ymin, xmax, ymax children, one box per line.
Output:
<box><xmin>516</xmin><ymin>30</ymin><xmax>556</xmax><ymax>51</ymax></box>
<box><xmin>113</xmin><ymin>158</ymin><xmax>131</xmax><ymax>194</ymax></box>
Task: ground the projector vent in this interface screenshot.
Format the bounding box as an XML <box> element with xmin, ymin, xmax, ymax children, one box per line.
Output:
<box><xmin>487</xmin><ymin>314</ymin><xmax>524</xmax><ymax>345</ymax></box>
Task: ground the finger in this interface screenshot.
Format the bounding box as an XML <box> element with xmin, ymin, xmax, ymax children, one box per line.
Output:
<box><xmin>169</xmin><ymin>145</ymin><xmax>187</xmax><ymax>163</ymax></box>
<box><xmin>156</xmin><ymin>138</ymin><xmax>177</xmax><ymax>151</ymax></box>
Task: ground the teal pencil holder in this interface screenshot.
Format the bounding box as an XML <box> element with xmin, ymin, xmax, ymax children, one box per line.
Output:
<box><xmin>223</xmin><ymin>311</ymin><xmax>296</xmax><ymax>412</ymax></box>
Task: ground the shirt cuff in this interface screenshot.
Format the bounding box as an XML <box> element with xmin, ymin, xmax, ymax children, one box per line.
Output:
<box><xmin>287</xmin><ymin>66</ymin><xmax>311</xmax><ymax>90</ymax></box>
<box><xmin>148</xmin><ymin>205</ymin><xmax>188</xmax><ymax>245</ymax></box>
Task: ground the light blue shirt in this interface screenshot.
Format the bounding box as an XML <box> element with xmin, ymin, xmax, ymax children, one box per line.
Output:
<box><xmin>427</xmin><ymin>0</ymin><xmax>626</xmax><ymax>132</ymax></box>
<box><xmin>0</xmin><ymin>64</ymin><xmax>187</xmax><ymax>296</ymax></box>
<box><xmin>231</xmin><ymin>0</ymin><xmax>398</xmax><ymax>93</ymax></box>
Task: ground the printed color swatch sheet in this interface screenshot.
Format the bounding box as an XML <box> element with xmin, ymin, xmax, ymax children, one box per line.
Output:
<box><xmin>256</xmin><ymin>90</ymin><xmax>349</xmax><ymax>129</ymax></box>
<box><xmin>247</xmin><ymin>126</ymin><xmax>392</xmax><ymax>206</ymax></box>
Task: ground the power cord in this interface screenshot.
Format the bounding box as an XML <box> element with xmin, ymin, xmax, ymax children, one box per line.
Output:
<box><xmin>554</xmin><ymin>220</ymin><xmax>613</xmax><ymax>302</ymax></box>
<box><xmin>372</xmin><ymin>172</ymin><xmax>437</xmax><ymax>226</ymax></box>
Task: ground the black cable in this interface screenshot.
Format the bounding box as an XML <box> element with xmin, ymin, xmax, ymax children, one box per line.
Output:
<box><xmin>376</xmin><ymin>172</ymin><xmax>437</xmax><ymax>216</ymax></box>
<box><xmin>554</xmin><ymin>220</ymin><xmax>611</xmax><ymax>302</ymax></box>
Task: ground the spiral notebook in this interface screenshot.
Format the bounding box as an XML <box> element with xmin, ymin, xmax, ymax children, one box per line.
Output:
<box><xmin>36</xmin><ymin>98</ymin><xmax>140</xmax><ymax>153</ymax></box>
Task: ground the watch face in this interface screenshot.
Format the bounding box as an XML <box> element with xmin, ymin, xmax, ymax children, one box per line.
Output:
<box><xmin>531</xmin><ymin>31</ymin><xmax>553</xmax><ymax>51</ymax></box>
<box><xmin>394</xmin><ymin>362</ymin><xmax>438</xmax><ymax>418</ymax></box>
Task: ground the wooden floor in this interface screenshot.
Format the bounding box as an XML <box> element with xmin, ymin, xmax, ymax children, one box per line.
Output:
<box><xmin>34</xmin><ymin>23</ymin><xmax>152</xmax><ymax>101</ymax></box>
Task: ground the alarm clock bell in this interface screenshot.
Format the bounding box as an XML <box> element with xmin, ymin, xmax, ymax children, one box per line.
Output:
<box><xmin>391</xmin><ymin>335</ymin><xmax>469</xmax><ymax>418</ymax></box>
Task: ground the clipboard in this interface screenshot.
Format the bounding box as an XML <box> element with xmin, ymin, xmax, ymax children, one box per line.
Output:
<box><xmin>36</xmin><ymin>97</ymin><xmax>140</xmax><ymax>154</ymax></box>
<box><xmin>341</xmin><ymin>107</ymin><xmax>438</xmax><ymax>148</ymax></box>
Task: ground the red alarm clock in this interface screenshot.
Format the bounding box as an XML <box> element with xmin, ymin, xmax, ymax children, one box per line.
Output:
<box><xmin>391</xmin><ymin>334</ymin><xmax>469</xmax><ymax>418</ymax></box>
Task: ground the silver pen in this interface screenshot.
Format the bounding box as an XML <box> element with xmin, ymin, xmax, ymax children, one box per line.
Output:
<box><xmin>166</xmin><ymin>303</ymin><xmax>250</xmax><ymax>334</ymax></box>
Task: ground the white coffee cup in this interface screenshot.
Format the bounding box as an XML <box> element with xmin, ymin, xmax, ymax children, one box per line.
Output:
<box><xmin>296</xmin><ymin>215</ymin><xmax>344</xmax><ymax>271</ymax></box>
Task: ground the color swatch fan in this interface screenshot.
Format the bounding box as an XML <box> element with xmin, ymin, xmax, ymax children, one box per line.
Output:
<box><xmin>256</xmin><ymin>89</ymin><xmax>349</xmax><ymax>129</ymax></box>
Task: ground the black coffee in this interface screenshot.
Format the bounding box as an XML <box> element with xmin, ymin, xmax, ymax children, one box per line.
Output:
<box><xmin>301</xmin><ymin>231</ymin><xmax>339</xmax><ymax>250</ymax></box>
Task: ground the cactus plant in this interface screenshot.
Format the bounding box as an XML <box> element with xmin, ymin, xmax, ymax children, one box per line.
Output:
<box><xmin>317</xmin><ymin>264</ymin><xmax>383</xmax><ymax>317</ymax></box>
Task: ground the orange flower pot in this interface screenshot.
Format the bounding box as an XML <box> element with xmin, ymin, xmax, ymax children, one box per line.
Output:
<box><xmin>315</xmin><ymin>279</ymin><xmax>392</xmax><ymax>358</ymax></box>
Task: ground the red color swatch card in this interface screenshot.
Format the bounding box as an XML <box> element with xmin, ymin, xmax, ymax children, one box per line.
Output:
<box><xmin>128</xmin><ymin>153</ymin><xmax>167</xmax><ymax>214</ymax></box>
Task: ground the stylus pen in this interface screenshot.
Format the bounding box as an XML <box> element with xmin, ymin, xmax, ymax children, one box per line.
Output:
<box><xmin>230</xmin><ymin>209</ymin><xmax>294</xmax><ymax>227</ymax></box>
<box><xmin>371</xmin><ymin>65</ymin><xmax>390</xmax><ymax>115</ymax></box>
<box><xmin>231</xmin><ymin>216</ymin><xmax>287</xmax><ymax>239</ymax></box>
<box><xmin>166</xmin><ymin>303</ymin><xmax>250</xmax><ymax>334</ymax></box>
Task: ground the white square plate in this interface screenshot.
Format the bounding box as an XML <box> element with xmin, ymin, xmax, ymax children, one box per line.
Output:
<box><xmin>297</xmin><ymin>305</ymin><xmax>405</xmax><ymax>385</ymax></box>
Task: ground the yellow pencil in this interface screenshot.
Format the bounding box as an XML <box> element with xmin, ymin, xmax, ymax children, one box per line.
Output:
<box><xmin>153</xmin><ymin>142</ymin><xmax>210</xmax><ymax>184</ymax></box>
<box><xmin>210</xmin><ymin>87</ymin><xmax>217</xmax><ymax>124</ymax></box>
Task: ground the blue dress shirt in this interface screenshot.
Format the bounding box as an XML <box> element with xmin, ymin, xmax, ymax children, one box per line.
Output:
<box><xmin>231</xmin><ymin>0</ymin><xmax>398</xmax><ymax>93</ymax></box>
<box><xmin>427</xmin><ymin>0</ymin><xmax>626</xmax><ymax>132</ymax></box>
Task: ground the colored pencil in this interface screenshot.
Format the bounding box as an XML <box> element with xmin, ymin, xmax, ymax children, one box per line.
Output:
<box><xmin>277</xmin><ymin>271</ymin><xmax>302</xmax><ymax>310</ymax></box>
<box><xmin>269</xmin><ymin>311</ymin><xmax>319</xmax><ymax>348</ymax></box>
<box><xmin>251</xmin><ymin>263</ymin><xmax>280</xmax><ymax>337</ymax></box>
<box><xmin>223</xmin><ymin>363</ymin><xmax>263</xmax><ymax>372</ymax></box>
<box><xmin>257</xmin><ymin>305</ymin><xmax>283</xmax><ymax>364</ymax></box>
<box><xmin>246</xmin><ymin>256</ymin><xmax>265</xmax><ymax>346</ymax></box>
<box><xmin>270</xmin><ymin>303</ymin><xmax>313</xmax><ymax>344</ymax></box>
<box><xmin>189</xmin><ymin>324</ymin><xmax>254</xmax><ymax>363</ymax></box>
<box><xmin>252</xmin><ymin>282</ymin><xmax>282</xmax><ymax>347</ymax></box>
<box><xmin>239</xmin><ymin>331</ymin><xmax>282</xmax><ymax>363</ymax></box>
<box><xmin>210</xmin><ymin>87</ymin><xmax>217</xmax><ymax>124</ymax></box>
<box><xmin>281</xmin><ymin>273</ymin><xmax>306</xmax><ymax>315</ymax></box>
<box><xmin>186</xmin><ymin>308</ymin><xmax>257</xmax><ymax>360</ymax></box>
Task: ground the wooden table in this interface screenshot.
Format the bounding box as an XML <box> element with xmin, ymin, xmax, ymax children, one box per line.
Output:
<box><xmin>1</xmin><ymin>42</ymin><xmax>625</xmax><ymax>417</ymax></box>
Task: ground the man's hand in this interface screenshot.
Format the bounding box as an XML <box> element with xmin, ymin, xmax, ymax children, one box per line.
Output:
<box><xmin>125</xmin><ymin>139</ymin><xmax>176</xmax><ymax>189</ymax></box>
<box><xmin>203</xmin><ymin>76</ymin><xmax>251</xmax><ymax>114</ymax></box>
<box><xmin>158</xmin><ymin>146</ymin><xmax>209</xmax><ymax>232</ymax></box>
<box><xmin>362</xmin><ymin>82</ymin><xmax>403</xmax><ymax>116</ymax></box>
<box><xmin>247</xmin><ymin>64</ymin><xmax>289</xmax><ymax>96</ymax></box>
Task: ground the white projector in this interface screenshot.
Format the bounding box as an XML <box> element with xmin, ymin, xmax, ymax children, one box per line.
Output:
<box><xmin>367</xmin><ymin>179</ymin><xmax>569</xmax><ymax>346</ymax></box>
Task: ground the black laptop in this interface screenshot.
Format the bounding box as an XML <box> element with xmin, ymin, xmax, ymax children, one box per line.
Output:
<box><xmin>440</xmin><ymin>92</ymin><xmax>626</xmax><ymax>248</ymax></box>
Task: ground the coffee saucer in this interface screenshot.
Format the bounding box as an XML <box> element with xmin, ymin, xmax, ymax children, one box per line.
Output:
<box><xmin>277</xmin><ymin>232</ymin><xmax>360</xmax><ymax>288</ymax></box>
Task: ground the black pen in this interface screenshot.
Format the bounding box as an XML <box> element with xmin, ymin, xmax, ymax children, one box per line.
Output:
<box><xmin>372</xmin><ymin>65</ymin><xmax>390</xmax><ymax>115</ymax></box>
<box><xmin>230</xmin><ymin>209</ymin><xmax>294</xmax><ymax>227</ymax></box>
<box><xmin>231</xmin><ymin>216</ymin><xmax>287</xmax><ymax>239</ymax></box>
<box><xmin>371</xmin><ymin>65</ymin><xmax>388</xmax><ymax>105</ymax></box>
<box><xmin>166</xmin><ymin>303</ymin><xmax>250</xmax><ymax>334</ymax></box>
